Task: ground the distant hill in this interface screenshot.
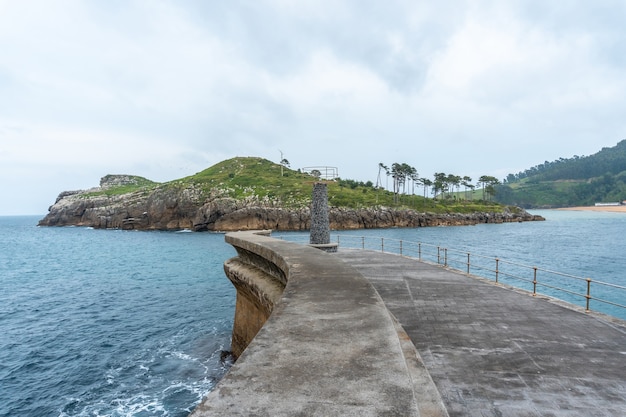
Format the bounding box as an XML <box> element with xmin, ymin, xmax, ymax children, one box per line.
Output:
<box><xmin>495</xmin><ymin>139</ymin><xmax>626</xmax><ymax>208</ymax></box>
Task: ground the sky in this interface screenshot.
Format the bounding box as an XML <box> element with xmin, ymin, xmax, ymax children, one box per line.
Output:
<box><xmin>1</xmin><ymin>0</ymin><xmax>625</xmax><ymax>215</ymax></box>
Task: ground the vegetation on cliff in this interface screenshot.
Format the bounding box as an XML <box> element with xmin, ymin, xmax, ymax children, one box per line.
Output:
<box><xmin>83</xmin><ymin>175</ymin><xmax>158</xmax><ymax>197</ymax></box>
<box><xmin>88</xmin><ymin>156</ymin><xmax>513</xmax><ymax>214</ymax></box>
<box><xmin>495</xmin><ymin>139</ymin><xmax>626</xmax><ymax>208</ymax></box>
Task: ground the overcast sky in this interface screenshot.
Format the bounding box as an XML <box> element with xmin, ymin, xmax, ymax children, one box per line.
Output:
<box><xmin>1</xmin><ymin>1</ymin><xmax>625</xmax><ymax>215</ymax></box>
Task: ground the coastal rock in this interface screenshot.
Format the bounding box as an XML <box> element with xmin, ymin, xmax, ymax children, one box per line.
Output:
<box><xmin>100</xmin><ymin>174</ymin><xmax>143</xmax><ymax>189</ymax></box>
<box><xmin>39</xmin><ymin>180</ymin><xmax>544</xmax><ymax>231</ymax></box>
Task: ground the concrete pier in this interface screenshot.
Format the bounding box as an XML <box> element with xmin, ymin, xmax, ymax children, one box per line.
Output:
<box><xmin>336</xmin><ymin>249</ymin><xmax>626</xmax><ymax>417</ymax></box>
<box><xmin>190</xmin><ymin>232</ymin><xmax>446</xmax><ymax>416</ymax></box>
<box><xmin>191</xmin><ymin>233</ymin><xmax>626</xmax><ymax>416</ymax></box>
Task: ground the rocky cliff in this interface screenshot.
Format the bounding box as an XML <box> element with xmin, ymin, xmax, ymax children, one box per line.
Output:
<box><xmin>38</xmin><ymin>175</ymin><xmax>544</xmax><ymax>231</ymax></box>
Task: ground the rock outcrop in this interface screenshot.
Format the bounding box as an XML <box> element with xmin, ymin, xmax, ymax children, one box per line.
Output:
<box><xmin>38</xmin><ymin>176</ymin><xmax>544</xmax><ymax>231</ymax></box>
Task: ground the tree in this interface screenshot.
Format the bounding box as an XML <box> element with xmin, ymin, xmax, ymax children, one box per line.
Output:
<box><xmin>376</xmin><ymin>163</ymin><xmax>389</xmax><ymax>189</ymax></box>
<box><xmin>420</xmin><ymin>178</ymin><xmax>432</xmax><ymax>208</ymax></box>
<box><xmin>409</xmin><ymin>170</ymin><xmax>419</xmax><ymax>196</ymax></box>
<box><xmin>461</xmin><ymin>176</ymin><xmax>473</xmax><ymax>200</ymax></box>
<box><xmin>391</xmin><ymin>163</ymin><xmax>403</xmax><ymax>203</ymax></box>
<box><xmin>408</xmin><ymin>169</ymin><xmax>419</xmax><ymax>207</ymax></box>
<box><xmin>375</xmin><ymin>163</ymin><xmax>389</xmax><ymax>203</ymax></box>
<box><xmin>478</xmin><ymin>175</ymin><xmax>500</xmax><ymax>201</ymax></box>
<box><xmin>447</xmin><ymin>174</ymin><xmax>461</xmax><ymax>200</ymax></box>
<box><xmin>280</xmin><ymin>158</ymin><xmax>290</xmax><ymax>177</ymax></box>
<box><xmin>401</xmin><ymin>163</ymin><xmax>416</xmax><ymax>196</ymax></box>
<box><xmin>433</xmin><ymin>172</ymin><xmax>447</xmax><ymax>200</ymax></box>
<box><xmin>485</xmin><ymin>179</ymin><xmax>500</xmax><ymax>201</ymax></box>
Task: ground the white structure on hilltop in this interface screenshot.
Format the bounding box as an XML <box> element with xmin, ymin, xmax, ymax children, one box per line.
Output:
<box><xmin>301</xmin><ymin>166</ymin><xmax>339</xmax><ymax>180</ymax></box>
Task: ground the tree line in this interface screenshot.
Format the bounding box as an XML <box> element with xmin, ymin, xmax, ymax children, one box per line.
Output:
<box><xmin>504</xmin><ymin>139</ymin><xmax>626</xmax><ymax>183</ymax></box>
<box><xmin>376</xmin><ymin>162</ymin><xmax>500</xmax><ymax>202</ymax></box>
<box><xmin>495</xmin><ymin>139</ymin><xmax>626</xmax><ymax>207</ymax></box>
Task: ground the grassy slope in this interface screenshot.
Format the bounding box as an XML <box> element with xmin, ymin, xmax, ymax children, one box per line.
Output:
<box><xmin>85</xmin><ymin>157</ymin><xmax>511</xmax><ymax>213</ymax></box>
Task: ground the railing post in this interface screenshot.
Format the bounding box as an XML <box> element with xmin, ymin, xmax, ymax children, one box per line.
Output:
<box><xmin>586</xmin><ymin>278</ymin><xmax>592</xmax><ymax>312</ymax></box>
<box><xmin>444</xmin><ymin>248</ymin><xmax>448</xmax><ymax>267</ymax></box>
<box><xmin>400</xmin><ymin>240</ymin><xmax>403</xmax><ymax>256</ymax></box>
<box><xmin>532</xmin><ymin>267</ymin><xmax>537</xmax><ymax>296</ymax></box>
<box><xmin>467</xmin><ymin>253</ymin><xmax>470</xmax><ymax>274</ymax></box>
<box><xmin>495</xmin><ymin>258</ymin><xmax>499</xmax><ymax>283</ymax></box>
<box><xmin>381</xmin><ymin>237</ymin><xmax>384</xmax><ymax>252</ymax></box>
<box><xmin>437</xmin><ymin>246</ymin><xmax>441</xmax><ymax>264</ymax></box>
<box><xmin>418</xmin><ymin>243</ymin><xmax>422</xmax><ymax>260</ymax></box>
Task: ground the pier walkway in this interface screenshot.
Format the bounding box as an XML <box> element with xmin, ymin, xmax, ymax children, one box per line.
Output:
<box><xmin>334</xmin><ymin>249</ymin><xmax>626</xmax><ymax>417</ymax></box>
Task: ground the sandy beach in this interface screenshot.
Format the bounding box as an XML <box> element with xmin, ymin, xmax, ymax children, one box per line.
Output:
<box><xmin>556</xmin><ymin>205</ymin><xmax>626</xmax><ymax>213</ymax></box>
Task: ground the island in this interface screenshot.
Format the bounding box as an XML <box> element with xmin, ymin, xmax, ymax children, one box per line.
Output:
<box><xmin>38</xmin><ymin>157</ymin><xmax>544</xmax><ymax>231</ymax></box>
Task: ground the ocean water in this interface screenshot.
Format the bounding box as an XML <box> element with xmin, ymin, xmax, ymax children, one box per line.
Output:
<box><xmin>0</xmin><ymin>216</ymin><xmax>236</xmax><ymax>417</ymax></box>
<box><xmin>2</xmin><ymin>210</ymin><xmax>625</xmax><ymax>417</ymax></box>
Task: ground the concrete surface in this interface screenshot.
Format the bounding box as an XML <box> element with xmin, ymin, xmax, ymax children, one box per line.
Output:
<box><xmin>335</xmin><ymin>249</ymin><xmax>626</xmax><ymax>417</ymax></box>
<box><xmin>190</xmin><ymin>232</ymin><xmax>448</xmax><ymax>416</ymax></box>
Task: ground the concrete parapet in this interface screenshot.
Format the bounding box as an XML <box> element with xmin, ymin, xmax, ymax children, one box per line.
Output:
<box><xmin>190</xmin><ymin>230</ymin><xmax>447</xmax><ymax>416</ymax></box>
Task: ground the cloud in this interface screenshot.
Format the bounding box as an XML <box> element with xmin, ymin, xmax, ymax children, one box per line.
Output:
<box><xmin>0</xmin><ymin>0</ymin><xmax>625</xmax><ymax>215</ymax></box>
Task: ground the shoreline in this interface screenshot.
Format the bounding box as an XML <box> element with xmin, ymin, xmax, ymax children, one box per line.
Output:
<box><xmin>555</xmin><ymin>205</ymin><xmax>626</xmax><ymax>213</ymax></box>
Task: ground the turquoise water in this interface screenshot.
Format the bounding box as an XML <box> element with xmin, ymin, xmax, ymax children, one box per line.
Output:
<box><xmin>0</xmin><ymin>216</ymin><xmax>236</xmax><ymax>417</ymax></box>
<box><xmin>2</xmin><ymin>210</ymin><xmax>625</xmax><ymax>416</ymax></box>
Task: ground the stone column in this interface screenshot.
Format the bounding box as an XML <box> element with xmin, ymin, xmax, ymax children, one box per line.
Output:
<box><xmin>309</xmin><ymin>182</ymin><xmax>337</xmax><ymax>252</ymax></box>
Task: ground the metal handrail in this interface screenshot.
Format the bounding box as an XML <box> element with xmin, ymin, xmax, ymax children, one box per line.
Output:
<box><xmin>335</xmin><ymin>234</ymin><xmax>626</xmax><ymax>318</ymax></box>
<box><xmin>275</xmin><ymin>233</ymin><xmax>626</xmax><ymax>319</ymax></box>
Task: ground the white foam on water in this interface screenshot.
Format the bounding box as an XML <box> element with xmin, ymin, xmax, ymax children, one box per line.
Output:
<box><xmin>171</xmin><ymin>350</ymin><xmax>193</xmax><ymax>361</ymax></box>
<box><xmin>112</xmin><ymin>393</ymin><xmax>166</xmax><ymax>417</ymax></box>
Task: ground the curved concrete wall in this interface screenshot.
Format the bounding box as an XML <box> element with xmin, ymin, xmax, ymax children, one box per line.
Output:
<box><xmin>222</xmin><ymin>230</ymin><xmax>288</xmax><ymax>357</ymax></box>
<box><xmin>190</xmin><ymin>230</ymin><xmax>447</xmax><ymax>416</ymax></box>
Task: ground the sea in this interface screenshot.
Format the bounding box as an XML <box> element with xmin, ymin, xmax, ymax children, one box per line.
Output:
<box><xmin>0</xmin><ymin>217</ymin><xmax>236</xmax><ymax>417</ymax></box>
<box><xmin>1</xmin><ymin>209</ymin><xmax>625</xmax><ymax>417</ymax></box>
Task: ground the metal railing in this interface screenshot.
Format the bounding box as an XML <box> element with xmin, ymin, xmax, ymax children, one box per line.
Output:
<box><xmin>275</xmin><ymin>233</ymin><xmax>626</xmax><ymax>319</ymax></box>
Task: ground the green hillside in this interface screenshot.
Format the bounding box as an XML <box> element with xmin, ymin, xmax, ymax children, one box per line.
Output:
<box><xmin>89</xmin><ymin>156</ymin><xmax>513</xmax><ymax>214</ymax></box>
<box><xmin>181</xmin><ymin>157</ymin><xmax>510</xmax><ymax>213</ymax></box>
<box><xmin>496</xmin><ymin>139</ymin><xmax>626</xmax><ymax>208</ymax></box>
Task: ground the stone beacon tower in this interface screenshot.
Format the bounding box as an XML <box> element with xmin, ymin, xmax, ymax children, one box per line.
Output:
<box><xmin>309</xmin><ymin>182</ymin><xmax>338</xmax><ymax>252</ymax></box>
